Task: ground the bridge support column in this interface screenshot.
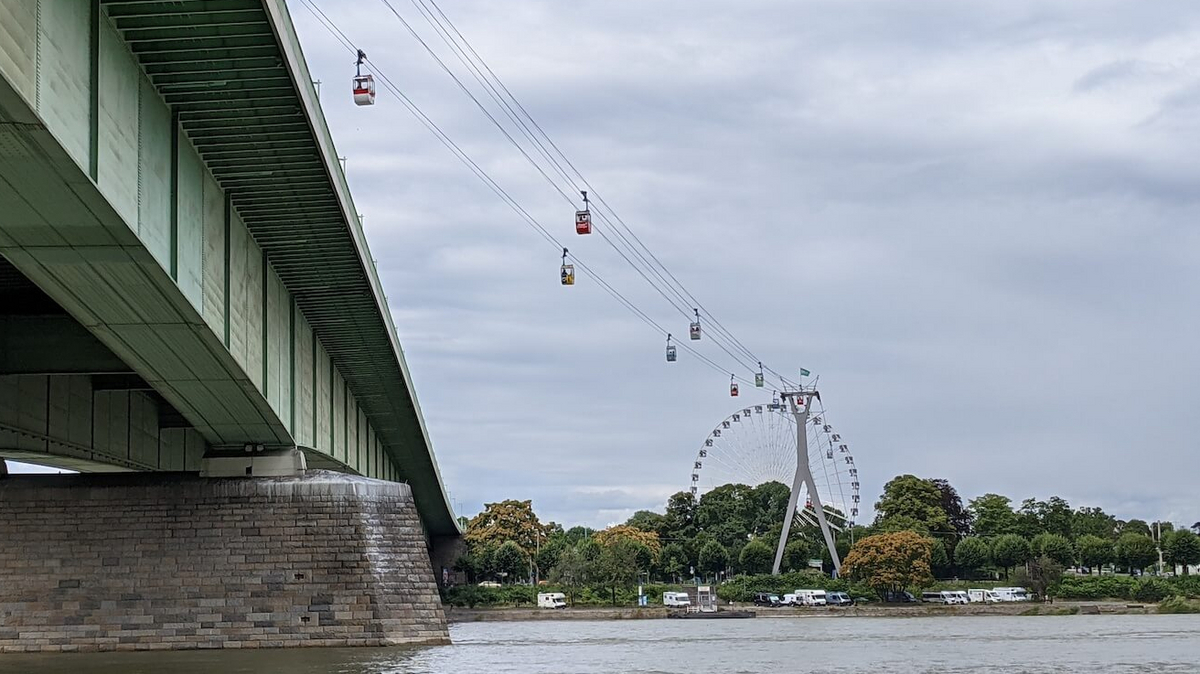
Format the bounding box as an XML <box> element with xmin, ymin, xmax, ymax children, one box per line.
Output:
<box><xmin>0</xmin><ymin>471</ymin><xmax>449</xmax><ymax>652</ymax></box>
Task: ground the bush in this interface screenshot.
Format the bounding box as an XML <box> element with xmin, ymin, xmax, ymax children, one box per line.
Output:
<box><xmin>1133</xmin><ymin>577</ymin><xmax>1173</xmax><ymax>603</ymax></box>
<box><xmin>1055</xmin><ymin>575</ymin><xmax>1137</xmax><ymax>600</ymax></box>
<box><xmin>1158</xmin><ymin>596</ymin><xmax>1200</xmax><ymax>614</ymax></box>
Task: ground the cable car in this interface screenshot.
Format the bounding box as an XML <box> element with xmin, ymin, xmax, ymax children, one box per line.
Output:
<box><xmin>352</xmin><ymin>49</ymin><xmax>375</xmax><ymax>106</ymax></box>
<box><xmin>576</xmin><ymin>190</ymin><xmax>592</xmax><ymax>234</ymax></box>
<box><xmin>755</xmin><ymin>363</ymin><xmax>765</xmax><ymax>388</ymax></box>
<box><xmin>560</xmin><ymin>247</ymin><xmax>574</xmax><ymax>285</ymax></box>
<box><xmin>730</xmin><ymin>375</ymin><xmax>739</xmax><ymax>397</ymax></box>
<box><xmin>665</xmin><ymin>334</ymin><xmax>677</xmax><ymax>362</ymax></box>
<box><xmin>851</xmin><ymin>508</ymin><xmax>859</xmax><ymax>517</ymax></box>
<box><xmin>826</xmin><ymin>448</ymin><xmax>834</xmax><ymax>459</ymax></box>
<box><xmin>689</xmin><ymin>308</ymin><xmax>701</xmax><ymax>340</ymax></box>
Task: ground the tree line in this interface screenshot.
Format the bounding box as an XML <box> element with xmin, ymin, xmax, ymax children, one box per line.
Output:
<box><xmin>453</xmin><ymin>476</ymin><xmax>1200</xmax><ymax>602</ymax></box>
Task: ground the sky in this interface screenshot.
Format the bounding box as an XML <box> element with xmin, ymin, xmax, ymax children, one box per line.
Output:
<box><xmin>34</xmin><ymin>0</ymin><xmax>1187</xmax><ymax>530</ymax></box>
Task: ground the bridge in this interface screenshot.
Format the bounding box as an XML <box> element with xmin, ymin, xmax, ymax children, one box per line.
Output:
<box><xmin>0</xmin><ymin>0</ymin><xmax>458</xmax><ymax>538</ymax></box>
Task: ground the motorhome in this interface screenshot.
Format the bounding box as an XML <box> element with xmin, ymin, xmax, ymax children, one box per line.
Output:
<box><xmin>947</xmin><ymin>590</ymin><xmax>970</xmax><ymax>604</ymax></box>
<box><xmin>537</xmin><ymin>592</ymin><xmax>568</xmax><ymax>609</ymax></box>
<box><xmin>781</xmin><ymin>593</ymin><xmax>801</xmax><ymax>606</ymax></box>
<box><xmin>662</xmin><ymin>591</ymin><xmax>692</xmax><ymax>607</ymax></box>
<box><xmin>794</xmin><ymin>589</ymin><xmax>827</xmax><ymax>606</ymax></box>
<box><xmin>992</xmin><ymin>587</ymin><xmax>1030</xmax><ymax>602</ymax></box>
<box><xmin>968</xmin><ymin>589</ymin><xmax>1000</xmax><ymax>603</ymax></box>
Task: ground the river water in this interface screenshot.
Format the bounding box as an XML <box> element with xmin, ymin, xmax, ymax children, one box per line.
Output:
<box><xmin>3</xmin><ymin>615</ymin><xmax>1199</xmax><ymax>673</ymax></box>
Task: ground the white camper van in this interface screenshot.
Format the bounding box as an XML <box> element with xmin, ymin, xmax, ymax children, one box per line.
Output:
<box><xmin>662</xmin><ymin>591</ymin><xmax>692</xmax><ymax>607</ymax></box>
<box><xmin>992</xmin><ymin>587</ymin><xmax>1030</xmax><ymax>602</ymax></box>
<box><xmin>537</xmin><ymin>592</ymin><xmax>568</xmax><ymax>609</ymax></box>
<box><xmin>794</xmin><ymin>589</ymin><xmax>827</xmax><ymax>606</ymax></box>
<box><xmin>968</xmin><ymin>589</ymin><xmax>999</xmax><ymax>603</ymax></box>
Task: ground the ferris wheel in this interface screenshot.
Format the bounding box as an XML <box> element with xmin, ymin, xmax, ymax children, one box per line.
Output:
<box><xmin>689</xmin><ymin>391</ymin><xmax>861</xmax><ymax>573</ymax></box>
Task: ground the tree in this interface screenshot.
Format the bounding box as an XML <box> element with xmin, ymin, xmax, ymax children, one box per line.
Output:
<box><xmin>624</xmin><ymin>510</ymin><xmax>668</xmax><ymax>537</ymax></box>
<box><xmin>1076</xmin><ymin>534</ymin><xmax>1114</xmax><ymax>573</ymax></box>
<box><xmin>1118</xmin><ymin>519</ymin><xmax>1152</xmax><ymax>538</ymax></box>
<box><xmin>492</xmin><ymin>540</ymin><xmax>529</xmax><ymax>583</ymax></box>
<box><xmin>465</xmin><ymin>500</ymin><xmax>552</xmax><ymax>557</ymax></box>
<box><xmin>594</xmin><ymin>525</ymin><xmax>662</xmax><ymax>560</ymax></box>
<box><xmin>931</xmin><ymin>479</ymin><xmax>973</xmax><ymax>538</ymax></box>
<box><xmin>842</xmin><ymin>531</ymin><xmax>933</xmax><ymax>599</ymax></box>
<box><xmin>968</xmin><ymin>494</ymin><xmax>1017</xmax><ymax>537</ymax></box>
<box><xmin>1017</xmin><ymin>497</ymin><xmax>1074</xmax><ymax>539</ymax></box>
<box><xmin>783</xmin><ymin>539</ymin><xmax>816</xmax><ymax>572</ymax></box>
<box><xmin>1074</xmin><ymin>507</ymin><xmax>1118</xmax><ymax>540</ymax></box>
<box><xmin>1014</xmin><ymin>555</ymin><xmax>1064</xmax><ymax>601</ymax></box>
<box><xmin>751</xmin><ymin>481</ymin><xmax>791</xmax><ymax>536</ymax></box>
<box><xmin>596</xmin><ymin>538</ymin><xmax>645</xmax><ymax>605</ymax></box>
<box><xmin>697</xmin><ymin>540</ymin><xmax>729</xmax><ymax>576</ymax></box>
<box><xmin>549</xmin><ymin>545</ymin><xmax>592</xmax><ymax>604</ymax></box>
<box><xmin>990</xmin><ymin>534</ymin><xmax>1031</xmax><ymax>577</ymax></box>
<box><xmin>928</xmin><ymin>538</ymin><xmax>951</xmax><ymax>578</ymax></box>
<box><xmin>739</xmin><ymin>539</ymin><xmax>774</xmax><ymax>575</ymax></box>
<box><xmin>563</xmin><ymin>526</ymin><xmax>593</xmax><ymax>545</ymax></box>
<box><xmin>536</xmin><ymin>537</ymin><xmax>568</xmax><ymax>577</ymax></box>
<box><xmin>954</xmin><ymin>537</ymin><xmax>991</xmax><ymax>577</ymax></box>
<box><xmin>874</xmin><ymin>475</ymin><xmax>950</xmax><ymax>534</ymax></box>
<box><xmin>1114</xmin><ymin>534</ymin><xmax>1157</xmax><ymax>573</ymax></box>
<box><xmin>658</xmin><ymin>542</ymin><xmax>690</xmax><ymax>581</ymax></box>
<box><xmin>663</xmin><ymin>491</ymin><xmax>697</xmax><ymax>540</ymax></box>
<box><xmin>696</xmin><ymin>484</ymin><xmax>758</xmax><ymax>547</ymax></box>
<box><xmin>1030</xmin><ymin>533</ymin><xmax>1075</xmax><ymax>568</ymax></box>
<box><xmin>1163</xmin><ymin>530</ymin><xmax>1200</xmax><ymax>574</ymax></box>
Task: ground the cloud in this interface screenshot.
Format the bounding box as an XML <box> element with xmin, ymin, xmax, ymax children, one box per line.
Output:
<box><xmin>292</xmin><ymin>0</ymin><xmax>1200</xmax><ymax>529</ymax></box>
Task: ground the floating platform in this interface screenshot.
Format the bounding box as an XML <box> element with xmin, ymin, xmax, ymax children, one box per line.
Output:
<box><xmin>668</xmin><ymin>610</ymin><xmax>756</xmax><ymax>619</ymax></box>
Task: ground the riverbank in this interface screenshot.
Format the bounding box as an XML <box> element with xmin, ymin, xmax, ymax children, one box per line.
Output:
<box><xmin>445</xmin><ymin>601</ymin><xmax>1155</xmax><ymax>622</ymax></box>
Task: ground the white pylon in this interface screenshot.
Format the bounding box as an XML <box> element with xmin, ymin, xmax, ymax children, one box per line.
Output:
<box><xmin>771</xmin><ymin>389</ymin><xmax>842</xmax><ymax>576</ymax></box>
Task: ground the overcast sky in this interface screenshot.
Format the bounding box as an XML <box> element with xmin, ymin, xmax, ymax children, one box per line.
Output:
<box><xmin>27</xmin><ymin>0</ymin><xmax>1191</xmax><ymax>529</ymax></box>
<box><xmin>283</xmin><ymin>0</ymin><xmax>1200</xmax><ymax>529</ymax></box>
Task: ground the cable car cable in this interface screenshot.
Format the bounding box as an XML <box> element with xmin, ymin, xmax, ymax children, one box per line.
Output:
<box><xmin>300</xmin><ymin>0</ymin><xmax>769</xmax><ymax>391</ymax></box>
<box><xmin>387</xmin><ymin>0</ymin><xmax>793</xmax><ymax>387</ymax></box>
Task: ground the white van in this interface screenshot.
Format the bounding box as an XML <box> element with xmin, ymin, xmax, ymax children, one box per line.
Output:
<box><xmin>947</xmin><ymin>591</ymin><xmax>969</xmax><ymax>605</ymax></box>
<box><xmin>662</xmin><ymin>591</ymin><xmax>692</xmax><ymax>607</ymax></box>
<box><xmin>968</xmin><ymin>589</ymin><xmax>999</xmax><ymax>603</ymax></box>
<box><xmin>992</xmin><ymin>587</ymin><xmax>1029</xmax><ymax>602</ymax></box>
<box><xmin>537</xmin><ymin>592</ymin><xmax>567</xmax><ymax>609</ymax></box>
<box><xmin>922</xmin><ymin>591</ymin><xmax>967</xmax><ymax>604</ymax></box>
<box><xmin>794</xmin><ymin>589</ymin><xmax>827</xmax><ymax>606</ymax></box>
<box><xmin>781</xmin><ymin>593</ymin><xmax>800</xmax><ymax>606</ymax></box>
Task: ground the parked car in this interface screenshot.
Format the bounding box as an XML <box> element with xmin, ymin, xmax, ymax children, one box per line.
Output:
<box><xmin>793</xmin><ymin>589</ymin><xmax>828</xmax><ymax>606</ymax></box>
<box><xmin>826</xmin><ymin>591</ymin><xmax>855</xmax><ymax>606</ymax></box>
<box><xmin>753</xmin><ymin>592</ymin><xmax>781</xmax><ymax>606</ymax></box>
<box><xmin>922</xmin><ymin>590</ymin><xmax>968</xmax><ymax>604</ymax></box>
<box><xmin>992</xmin><ymin>587</ymin><xmax>1030</xmax><ymax>602</ymax></box>
<box><xmin>883</xmin><ymin>590</ymin><xmax>917</xmax><ymax>603</ymax></box>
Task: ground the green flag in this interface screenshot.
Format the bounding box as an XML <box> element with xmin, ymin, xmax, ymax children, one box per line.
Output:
<box><xmin>799</xmin><ymin>368</ymin><xmax>811</xmax><ymax>377</ymax></box>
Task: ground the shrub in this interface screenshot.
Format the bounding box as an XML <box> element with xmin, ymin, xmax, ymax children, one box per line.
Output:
<box><xmin>1132</xmin><ymin>577</ymin><xmax>1172</xmax><ymax>603</ymax></box>
<box><xmin>1158</xmin><ymin>596</ymin><xmax>1200</xmax><ymax>614</ymax></box>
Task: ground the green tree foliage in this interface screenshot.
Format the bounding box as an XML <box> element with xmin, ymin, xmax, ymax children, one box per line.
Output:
<box><xmin>548</xmin><ymin>545</ymin><xmax>591</xmax><ymax>603</ymax></box>
<box><xmin>493</xmin><ymin>540</ymin><xmax>530</xmax><ymax>583</ymax></box>
<box><xmin>874</xmin><ymin>475</ymin><xmax>950</xmax><ymax>534</ymax></box>
<box><xmin>536</xmin><ymin>537</ymin><xmax>568</xmax><ymax>577</ymax></box>
<box><xmin>563</xmin><ymin>526</ymin><xmax>593</xmax><ymax>545</ymax></box>
<box><xmin>624</xmin><ymin>510</ymin><xmax>668</xmax><ymax>537</ymax></box>
<box><xmin>596</xmin><ymin>538</ymin><xmax>645</xmax><ymax>605</ymax></box>
<box><xmin>928</xmin><ymin>537</ymin><xmax>951</xmax><ymax>578</ymax></box>
<box><xmin>954</xmin><ymin>537</ymin><xmax>991</xmax><ymax>576</ymax></box>
<box><xmin>663</xmin><ymin>491</ymin><xmax>697</xmax><ymax>540</ymax></box>
<box><xmin>1114</xmin><ymin>534</ymin><xmax>1158</xmax><ymax>573</ymax></box>
<box><xmin>1073</xmin><ymin>507</ymin><xmax>1118</xmax><ymax>540</ymax></box>
<box><xmin>698</xmin><ymin>540</ymin><xmax>730</xmax><ymax>575</ymax></box>
<box><xmin>842</xmin><ymin>531</ymin><xmax>933</xmax><ymax>598</ymax></box>
<box><xmin>658</xmin><ymin>542</ymin><xmax>690</xmax><ymax>580</ymax></box>
<box><xmin>1016</xmin><ymin>497</ymin><xmax>1074</xmax><ymax>539</ymax></box>
<box><xmin>752</xmin><ymin>482</ymin><xmax>791</xmax><ymax>535</ymax></box>
<box><xmin>1118</xmin><ymin>519</ymin><xmax>1153</xmax><ymax>538</ymax></box>
<box><xmin>990</xmin><ymin>534</ymin><xmax>1031</xmax><ymax>576</ymax></box>
<box><xmin>1164</xmin><ymin>530</ymin><xmax>1200</xmax><ymax>574</ymax></box>
<box><xmin>1031</xmin><ymin>533</ymin><xmax>1075</xmax><ymax>568</ymax></box>
<box><xmin>739</xmin><ymin>539</ymin><xmax>774</xmax><ymax>575</ymax></box>
<box><xmin>1076</xmin><ymin>534</ymin><xmax>1115</xmax><ymax>572</ymax></box>
<box><xmin>696</xmin><ymin>484</ymin><xmax>757</xmax><ymax>547</ymax></box>
<box><xmin>968</xmin><ymin>494</ymin><xmax>1017</xmax><ymax>537</ymax></box>
<box><xmin>1013</xmin><ymin>555</ymin><xmax>1064</xmax><ymax>600</ymax></box>
<box><xmin>783</xmin><ymin>539</ymin><xmax>817</xmax><ymax>572</ymax></box>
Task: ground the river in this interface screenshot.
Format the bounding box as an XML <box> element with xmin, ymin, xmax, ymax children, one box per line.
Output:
<box><xmin>3</xmin><ymin>615</ymin><xmax>1199</xmax><ymax>673</ymax></box>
